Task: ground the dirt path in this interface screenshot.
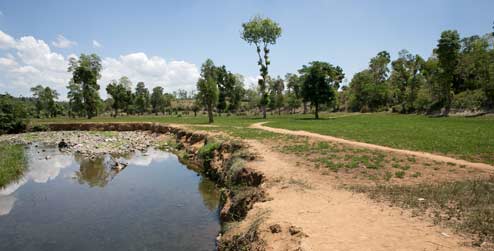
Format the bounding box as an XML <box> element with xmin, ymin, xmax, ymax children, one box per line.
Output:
<box><xmin>246</xmin><ymin>140</ymin><xmax>475</xmax><ymax>251</ymax></box>
<box><xmin>250</xmin><ymin>122</ymin><xmax>494</xmax><ymax>171</ymax></box>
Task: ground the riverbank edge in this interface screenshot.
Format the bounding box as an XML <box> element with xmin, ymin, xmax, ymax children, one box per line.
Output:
<box><xmin>38</xmin><ymin>122</ymin><xmax>273</xmax><ymax>250</ymax></box>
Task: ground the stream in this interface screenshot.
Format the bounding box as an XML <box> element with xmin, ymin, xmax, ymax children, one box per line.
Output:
<box><xmin>0</xmin><ymin>143</ymin><xmax>220</xmax><ymax>251</ymax></box>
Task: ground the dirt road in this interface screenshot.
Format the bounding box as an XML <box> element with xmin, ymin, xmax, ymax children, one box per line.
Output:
<box><xmin>246</xmin><ymin>140</ymin><xmax>475</xmax><ymax>251</ymax></box>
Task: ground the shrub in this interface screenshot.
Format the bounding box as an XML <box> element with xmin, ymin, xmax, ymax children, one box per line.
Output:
<box><xmin>452</xmin><ymin>89</ymin><xmax>487</xmax><ymax>111</ymax></box>
<box><xmin>198</xmin><ymin>142</ymin><xmax>222</xmax><ymax>161</ymax></box>
<box><xmin>0</xmin><ymin>94</ymin><xmax>29</xmax><ymax>134</ymax></box>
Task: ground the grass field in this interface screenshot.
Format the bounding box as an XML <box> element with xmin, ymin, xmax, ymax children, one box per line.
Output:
<box><xmin>36</xmin><ymin>112</ymin><xmax>494</xmax><ymax>164</ymax></box>
<box><xmin>0</xmin><ymin>143</ymin><xmax>27</xmax><ymax>187</ymax></box>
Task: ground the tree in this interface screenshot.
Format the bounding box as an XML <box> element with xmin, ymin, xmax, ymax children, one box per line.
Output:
<box><xmin>436</xmin><ymin>30</ymin><xmax>461</xmax><ymax>114</ymax></box>
<box><xmin>196</xmin><ymin>59</ymin><xmax>219</xmax><ymax>123</ymax></box>
<box><xmin>285</xmin><ymin>73</ymin><xmax>303</xmax><ymax>113</ymax></box>
<box><xmin>229</xmin><ymin>74</ymin><xmax>245</xmax><ymax>112</ymax></box>
<box><xmin>388</xmin><ymin>50</ymin><xmax>425</xmax><ymax>113</ymax></box>
<box><xmin>67</xmin><ymin>80</ymin><xmax>84</xmax><ymax>118</ymax></box>
<box><xmin>68</xmin><ymin>54</ymin><xmax>102</xmax><ymax>119</ymax></box>
<box><xmin>369</xmin><ymin>51</ymin><xmax>391</xmax><ymax>85</ymax></box>
<box><xmin>30</xmin><ymin>85</ymin><xmax>59</xmax><ymax>118</ymax></box>
<box><xmin>299</xmin><ymin>61</ymin><xmax>344</xmax><ymax>119</ymax></box>
<box><xmin>241</xmin><ymin>15</ymin><xmax>282</xmax><ymax>119</ymax></box>
<box><xmin>135</xmin><ymin>82</ymin><xmax>150</xmax><ymax>115</ymax></box>
<box><xmin>268</xmin><ymin>76</ymin><xmax>284</xmax><ymax>115</ymax></box>
<box><xmin>106</xmin><ymin>79</ymin><xmax>130</xmax><ymax>117</ymax></box>
<box><xmin>0</xmin><ymin>94</ymin><xmax>30</xmax><ymax>134</ymax></box>
<box><xmin>150</xmin><ymin>86</ymin><xmax>166</xmax><ymax>115</ymax></box>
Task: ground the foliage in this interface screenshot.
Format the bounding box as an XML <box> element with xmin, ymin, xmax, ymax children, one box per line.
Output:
<box><xmin>241</xmin><ymin>15</ymin><xmax>282</xmax><ymax>119</ymax></box>
<box><xmin>452</xmin><ymin>89</ymin><xmax>487</xmax><ymax>111</ymax></box>
<box><xmin>0</xmin><ymin>94</ymin><xmax>30</xmax><ymax>134</ymax></box>
<box><xmin>30</xmin><ymin>85</ymin><xmax>60</xmax><ymax>118</ymax></box>
<box><xmin>299</xmin><ymin>61</ymin><xmax>344</xmax><ymax>119</ymax></box>
<box><xmin>135</xmin><ymin>82</ymin><xmax>150</xmax><ymax>114</ymax></box>
<box><xmin>106</xmin><ymin>77</ymin><xmax>133</xmax><ymax>117</ymax></box>
<box><xmin>67</xmin><ymin>54</ymin><xmax>102</xmax><ymax>119</ymax></box>
<box><xmin>268</xmin><ymin>76</ymin><xmax>284</xmax><ymax>115</ymax></box>
<box><xmin>197</xmin><ymin>59</ymin><xmax>219</xmax><ymax>123</ymax></box>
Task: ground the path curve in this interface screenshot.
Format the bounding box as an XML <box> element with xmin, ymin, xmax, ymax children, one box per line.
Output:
<box><xmin>250</xmin><ymin>122</ymin><xmax>494</xmax><ymax>171</ymax></box>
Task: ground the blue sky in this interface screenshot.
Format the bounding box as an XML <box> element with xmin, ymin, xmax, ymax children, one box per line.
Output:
<box><xmin>0</xmin><ymin>0</ymin><xmax>492</xmax><ymax>98</ymax></box>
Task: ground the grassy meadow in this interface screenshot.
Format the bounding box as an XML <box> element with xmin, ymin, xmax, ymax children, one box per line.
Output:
<box><xmin>0</xmin><ymin>143</ymin><xmax>27</xmax><ymax>188</ymax></box>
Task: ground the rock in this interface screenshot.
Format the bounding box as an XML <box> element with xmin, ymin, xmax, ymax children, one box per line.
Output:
<box><xmin>288</xmin><ymin>226</ymin><xmax>307</xmax><ymax>237</ymax></box>
<box><xmin>269</xmin><ymin>224</ymin><xmax>282</xmax><ymax>233</ymax></box>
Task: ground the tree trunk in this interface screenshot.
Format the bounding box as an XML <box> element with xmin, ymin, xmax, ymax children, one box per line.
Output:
<box><xmin>315</xmin><ymin>102</ymin><xmax>319</xmax><ymax>119</ymax></box>
<box><xmin>278</xmin><ymin>107</ymin><xmax>281</xmax><ymax>115</ymax></box>
<box><xmin>261</xmin><ymin>105</ymin><xmax>266</xmax><ymax>119</ymax></box>
<box><xmin>303</xmin><ymin>102</ymin><xmax>308</xmax><ymax>114</ymax></box>
<box><xmin>207</xmin><ymin>104</ymin><xmax>214</xmax><ymax>123</ymax></box>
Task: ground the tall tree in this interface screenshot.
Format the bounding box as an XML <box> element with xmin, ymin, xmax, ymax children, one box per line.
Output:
<box><xmin>67</xmin><ymin>80</ymin><xmax>84</xmax><ymax>118</ymax></box>
<box><xmin>196</xmin><ymin>59</ymin><xmax>219</xmax><ymax>123</ymax></box>
<box><xmin>135</xmin><ymin>82</ymin><xmax>150</xmax><ymax>115</ymax></box>
<box><xmin>285</xmin><ymin>73</ymin><xmax>304</xmax><ymax>113</ymax></box>
<box><xmin>241</xmin><ymin>15</ymin><xmax>282</xmax><ymax>119</ymax></box>
<box><xmin>268</xmin><ymin>76</ymin><xmax>285</xmax><ymax>115</ymax></box>
<box><xmin>436</xmin><ymin>30</ymin><xmax>461</xmax><ymax>114</ymax></box>
<box><xmin>150</xmin><ymin>86</ymin><xmax>165</xmax><ymax>115</ymax></box>
<box><xmin>299</xmin><ymin>61</ymin><xmax>344</xmax><ymax>119</ymax></box>
<box><xmin>30</xmin><ymin>85</ymin><xmax>59</xmax><ymax>118</ymax></box>
<box><xmin>68</xmin><ymin>54</ymin><xmax>102</xmax><ymax>119</ymax></box>
<box><xmin>106</xmin><ymin>79</ymin><xmax>129</xmax><ymax>117</ymax></box>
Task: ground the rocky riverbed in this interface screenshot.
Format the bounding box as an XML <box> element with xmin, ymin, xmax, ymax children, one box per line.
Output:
<box><xmin>0</xmin><ymin>131</ymin><xmax>168</xmax><ymax>157</ymax></box>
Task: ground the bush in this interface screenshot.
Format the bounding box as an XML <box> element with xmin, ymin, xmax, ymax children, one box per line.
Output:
<box><xmin>198</xmin><ymin>142</ymin><xmax>222</xmax><ymax>161</ymax></box>
<box><xmin>452</xmin><ymin>90</ymin><xmax>487</xmax><ymax>111</ymax></box>
<box><xmin>30</xmin><ymin>124</ymin><xmax>48</xmax><ymax>132</ymax></box>
<box><xmin>0</xmin><ymin>94</ymin><xmax>29</xmax><ymax>134</ymax></box>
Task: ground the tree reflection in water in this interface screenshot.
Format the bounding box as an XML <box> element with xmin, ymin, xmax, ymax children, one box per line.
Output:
<box><xmin>74</xmin><ymin>155</ymin><xmax>113</xmax><ymax>188</ymax></box>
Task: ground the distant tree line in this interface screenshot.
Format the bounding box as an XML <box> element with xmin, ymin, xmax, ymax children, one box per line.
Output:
<box><xmin>1</xmin><ymin>18</ymin><xmax>493</xmax><ymax>129</ymax></box>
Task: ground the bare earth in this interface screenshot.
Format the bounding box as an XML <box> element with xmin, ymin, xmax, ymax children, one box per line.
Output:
<box><xmin>245</xmin><ymin>140</ymin><xmax>476</xmax><ymax>251</ymax></box>
<box><xmin>250</xmin><ymin>122</ymin><xmax>494</xmax><ymax>171</ymax></box>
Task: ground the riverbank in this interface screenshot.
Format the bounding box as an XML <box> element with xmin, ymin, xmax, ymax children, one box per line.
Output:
<box><xmin>0</xmin><ymin>143</ymin><xmax>26</xmax><ymax>188</ymax></box>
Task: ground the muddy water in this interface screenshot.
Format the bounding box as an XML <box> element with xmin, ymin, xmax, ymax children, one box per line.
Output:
<box><xmin>0</xmin><ymin>144</ymin><xmax>220</xmax><ymax>251</ymax></box>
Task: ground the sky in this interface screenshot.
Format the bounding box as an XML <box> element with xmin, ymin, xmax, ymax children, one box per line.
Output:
<box><xmin>0</xmin><ymin>0</ymin><xmax>492</xmax><ymax>99</ymax></box>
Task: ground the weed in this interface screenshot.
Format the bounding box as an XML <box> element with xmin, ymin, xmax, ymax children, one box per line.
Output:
<box><xmin>395</xmin><ymin>171</ymin><xmax>405</xmax><ymax>179</ymax></box>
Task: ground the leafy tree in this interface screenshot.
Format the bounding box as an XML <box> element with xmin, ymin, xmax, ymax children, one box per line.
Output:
<box><xmin>67</xmin><ymin>54</ymin><xmax>102</xmax><ymax>119</ymax></box>
<box><xmin>135</xmin><ymin>82</ymin><xmax>150</xmax><ymax>115</ymax></box>
<box><xmin>0</xmin><ymin>94</ymin><xmax>29</xmax><ymax>134</ymax></box>
<box><xmin>30</xmin><ymin>85</ymin><xmax>59</xmax><ymax>118</ymax></box>
<box><xmin>241</xmin><ymin>15</ymin><xmax>282</xmax><ymax>119</ymax></box>
<box><xmin>388</xmin><ymin>50</ymin><xmax>425</xmax><ymax>112</ymax></box>
<box><xmin>163</xmin><ymin>93</ymin><xmax>175</xmax><ymax>115</ymax></box>
<box><xmin>299</xmin><ymin>61</ymin><xmax>344</xmax><ymax>119</ymax></box>
<box><xmin>196</xmin><ymin>59</ymin><xmax>219</xmax><ymax>123</ymax></box>
<box><xmin>436</xmin><ymin>30</ymin><xmax>461</xmax><ymax>114</ymax></box>
<box><xmin>67</xmin><ymin>80</ymin><xmax>84</xmax><ymax>118</ymax></box>
<box><xmin>150</xmin><ymin>86</ymin><xmax>166</xmax><ymax>115</ymax></box>
<box><xmin>285</xmin><ymin>73</ymin><xmax>303</xmax><ymax>113</ymax></box>
<box><xmin>268</xmin><ymin>76</ymin><xmax>284</xmax><ymax>115</ymax></box>
<box><xmin>228</xmin><ymin>74</ymin><xmax>245</xmax><ymax>112</ymax></box>
<box><xmin>369</xmin><ymin>51</ymin><xmax>391</xmax><ymax>84</ymax></box>
<box><xmin>106</xmin><ymin>79</ymin><xmax>130</xmax><ymax>117</ymax></box>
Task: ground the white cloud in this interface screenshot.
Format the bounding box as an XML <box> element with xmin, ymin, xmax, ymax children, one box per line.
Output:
<box><xmin>92</xmin><ymin>40</ymin><xmax>102</xmax><ymax>48</ymax></box>
<box><xmin>0</xmin><ymin>30</ymin><xmax>15</xmax><ymax>49</ymax></box>
<box><xmin>100</xmin><ymin>52</ymin><xmax>200</xmax><ymax>96</ymax></box>
<box><xmin>52</xmin><ymin>34</ymin><xmax>77</xmax><ymax>48</ymax></box>
<box><xmin>0</xmin><ymin>30</ymin><xmax>200</xmax><ymax>99</ymax></box>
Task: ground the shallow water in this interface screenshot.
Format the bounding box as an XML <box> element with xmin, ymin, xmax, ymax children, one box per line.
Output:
<box><xmin>0</xmin><ymin>144</ymin><xmax>220</xmax><ymax>251</ymax></box>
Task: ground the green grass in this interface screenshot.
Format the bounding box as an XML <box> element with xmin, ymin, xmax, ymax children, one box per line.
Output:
<box><xmin>0</xmin><ymin>143</ymin><xmax>27</xmax><ymax>187</ymax></box>
<box><xmin>350</xmin><ymin>178</ymin><xmax>494</xmax><ymax>244</ymax></box>
<box><xmin>265</xmin><ymin>113</ymin><xmax>494</xmax><ymax>164</ymax></box>
<box><xmin>36</xmin><ymin>112</ymin><xmax>494</xmax><ymax>164</ymax></box>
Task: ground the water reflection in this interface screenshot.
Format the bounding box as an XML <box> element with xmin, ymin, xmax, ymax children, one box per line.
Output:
<box><xmin>0</xmin><ymin>143</ymin><xmax>221</xmax><ymax>251</ymax></box>
<box><xmin>74</xmin><ymin>155</ymin><xmax>113</xmax><ymax>188</ymax></box>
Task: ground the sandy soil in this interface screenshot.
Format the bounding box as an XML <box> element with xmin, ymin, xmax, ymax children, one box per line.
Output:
<box><xmin>245</xmin><ymin>140</ymin><xmax>476</xmax><ymax>251</ymax></box>
<box><xmin>250</xmin><ymin>122</ymin><xmax>494</xmax><ymax>171</ymax></box>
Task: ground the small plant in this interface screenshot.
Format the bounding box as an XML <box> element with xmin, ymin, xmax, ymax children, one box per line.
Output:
<box><xmin>198</xmin><ymin>142</ymin><xmax>221</xmax><ymax>161</ymax></box>
<box><xmin>384</xmin><ymin>171</ymin><xmax>393</xmax><ymax>181</ymax></box>
<box><xmin>411</xmin><ymin>172</ymin><xmax>422</xmax><ymax>178</ymax></box>
<box><xmin>395</xmin><ymin>171</ymin><xmax>405</xmax><ymax>179</ymax></box>
<box><xmin>407</xmin><ymin>156</ymin><xmax>416</xmax><ymax>163</ymax></box>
